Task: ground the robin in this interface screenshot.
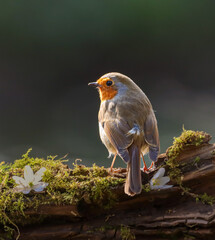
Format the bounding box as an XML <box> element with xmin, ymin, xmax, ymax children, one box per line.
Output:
<box><xmin>88</xmin><ymin>72</ymin><xmax>159</xmax><ymax>196</ymax></box>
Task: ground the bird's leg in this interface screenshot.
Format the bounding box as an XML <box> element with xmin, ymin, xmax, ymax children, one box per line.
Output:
<box><xmin>141</xmin><ymin>153</ymin><xmax>148</xmax><ymax>172</ymax></box>
<box><xmin>148</xmin><ymin>161</ymin><xmax>154</xmax><ymax>169</ymax></box>
<box><xmin>109</xmin><ymin>153</ymin><xmax>117</xmax><ymax>173</ymax></box>
<box><xmin>141</xmin><ymin>152</ymin><xmax>155</xmax><ymax>172</ymax></box>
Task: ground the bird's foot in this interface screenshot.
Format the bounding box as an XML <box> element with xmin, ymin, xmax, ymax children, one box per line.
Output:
<box><xmin>141</xmin><ymin>162</ymin><xmax>155</xmax><ymax>173</ymax></box>
<box><xmin>142</xmin><ymin>166</ymin><xmax>149</xmax><ymax>172</ymax></box>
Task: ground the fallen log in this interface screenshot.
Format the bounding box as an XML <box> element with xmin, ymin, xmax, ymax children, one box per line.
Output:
<box><xmin>1</xmin><ymin>129</ymin><xmax>215</xmax><ymax>240</ymax></box>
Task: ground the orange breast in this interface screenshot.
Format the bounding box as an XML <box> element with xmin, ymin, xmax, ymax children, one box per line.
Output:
<box><xmin>99</xmin><ymin>87</ymin><xmax>117</xmax><ymax>101</ymax></box>
<box><xmin>97</xmin><ymin>77</ymin><xmax>118</xmax><ymax>101</ymax></box>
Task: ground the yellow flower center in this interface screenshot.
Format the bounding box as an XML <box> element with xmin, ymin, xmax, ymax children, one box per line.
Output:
<box><xmin>152</xmin><ymin>179</ymin><xmax>160</xmax><ymax>186</ymax></box>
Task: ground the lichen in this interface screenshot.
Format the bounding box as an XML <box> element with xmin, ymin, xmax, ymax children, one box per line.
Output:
<box><xmin>0</xmin><ymin>149</ymin><xmax>125</xmax><ymax>237</ymax></box>
<box><xmin>120</xmin><ymin>225</ymin><xmax>135</xmax><ymax>240</ymax></box>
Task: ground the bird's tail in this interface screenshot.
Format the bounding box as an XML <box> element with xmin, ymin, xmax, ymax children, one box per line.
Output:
<box><xmin>124</xmin><ymin>144</ymin><xmax>142</xmax><ymax>196</ymax></box>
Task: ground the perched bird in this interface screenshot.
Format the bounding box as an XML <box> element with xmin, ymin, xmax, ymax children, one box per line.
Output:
<box><xmin>88</xmin><ymin>72</ymin><xmax>159</xmax><ymax>196</ymax></box>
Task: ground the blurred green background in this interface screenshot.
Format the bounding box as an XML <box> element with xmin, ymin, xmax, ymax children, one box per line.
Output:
<box><xmin>0</xmin><ymin>1</ymin><xmax>214</xmax><ymax>167</ymax></box>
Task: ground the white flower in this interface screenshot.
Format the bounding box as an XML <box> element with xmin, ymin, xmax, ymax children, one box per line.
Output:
<box><xmin>150</xmin><ymin>168</ymin><xmax>173</xmax><ymax>190</ymax></box>
<box><xmin>12</xmin><ymin>165</ymin><xmax>48</xmax><ymax>194</ymax></box>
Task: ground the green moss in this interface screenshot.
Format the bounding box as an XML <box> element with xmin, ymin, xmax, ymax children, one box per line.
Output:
<box><xmin>196</xmin><ymin>193</ymin><xmax>215</xmax><ymax>205</ymax></box>
<box><xmin>166</xmin><ymin>128</ymin><xmax>208</xmax><ymax>185</ymax></box>
<box><xmin>193</xmin><ymin>156</ymin><xmax>201</xmax><ymax>166</ymax></box>
<box><xmin>167</xmin><ymin>128</ymin><xmax>207</xmax><ymax>165</ymax></box>
<box><xmin>168</xmin><ymin>168</ymin><xmax>182</xmax><ymax>184</ymax></box>
<box><xmin>120</xmin><ymin>225</ymin><xmax>135</xmax><ymax>240</ymax></box>
<box><xmin>142</xmin><ymin>184</ymin><xmax>151</xmax><ymax>192</ymax></box>
<box><xmin>165</xmin><ymin>129</ymin><xmax>215</xmax><ymax>207</ymax></box>
<box><xmin>0</xmin><ymin>149</ymin><xmax>125</xmax><ymax>237</ymax></box>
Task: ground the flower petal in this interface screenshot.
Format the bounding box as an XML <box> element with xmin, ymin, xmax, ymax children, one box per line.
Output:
<box><xmin>33</xmin><ymin>167</ymin><xmax>46</xmax><ymax>184</ymax></box>
<box><xmin>33</xmin><ymin>182</ymin><xmax>48</xmax><ymax>192</ymax></box>
<box><xmin>14</xmin><ymin>185</ymin><xmax>31</xmax><ymax>194</ymax></box>
<box><xmin>150</xmin><ymin>184</ymin><xmax>173</xmax><ymax>190</ymax></box>
<box><xmin>22</xmin><ymin>187</ymin><xmax>32</xmax><ymax>194</ymax></box>
<box><xmin>152</xmin><ymin>168</ymin><xmax>165</xmax><ymax>179</ymax></box>
<box><xmin>13</xmin><ymin>185</ymin><xmax>26</xmax><ymax>193</ymax></box>
<box><xmin>158</xmin><ymin>176</ymin><xmax>170</xmax><ymax>186</ymax></box>
<box><xmin>12</xmin><ymin>176</ymin><xmax>27</xmax><ymax>186</ymax></box>
<box><xmin>150</xmin><ymin>184</ymin><xmax>161</xmax><ymax>190</ymax></box>
<box><xmin>149</xmin><ymin>179</ymin><xmax>153</xmax><ymax>187</ymax></box>
<box><xmin>159</xmin><ymin>185</ymin><xmax>173</xmax><ymax>189</ymax></box>
<box><xmin>24</xmin><ymin>165</ymin><xmax>34</xmax><ymax>184</ymax></box>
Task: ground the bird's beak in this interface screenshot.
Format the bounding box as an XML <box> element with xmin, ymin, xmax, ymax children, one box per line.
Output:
<box><xmin>88</xmin><ymin>82</ymin><xmax>101</xmax><ymax>88</ymax></box>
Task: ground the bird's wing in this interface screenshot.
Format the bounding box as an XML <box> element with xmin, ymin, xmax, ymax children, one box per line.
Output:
<box><xmin>103</xmin><ymin>120</ymin><xmax>133</xmax><ymax>163</ymax></box>
<box><xmin>144</xmin><ymin>111</ymin><xmax>160</xmax><ymax>161</ymax></box>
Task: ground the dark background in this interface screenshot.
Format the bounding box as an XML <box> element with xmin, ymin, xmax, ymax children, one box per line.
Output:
<box><xmin>0</xmin><ymin>1</ymin><xmax>214</xmax><ymax>167</ymax></box>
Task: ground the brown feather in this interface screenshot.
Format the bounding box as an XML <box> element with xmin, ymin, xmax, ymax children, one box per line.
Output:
<box><xmin>144</xmin><ymin>111</ymin><xmax>160</xmax><ymax>161</ymax></box>
<box><xmin>124</xmin><ymin>143</ymin><xmax>142</xmax><ymax>196</ymax></box>
<box><xmin>103</xmin><ymin>120</ymin><xmax>133</xmax><ymax>163</ymax></box>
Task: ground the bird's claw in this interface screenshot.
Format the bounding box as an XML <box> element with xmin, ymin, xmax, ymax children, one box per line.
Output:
<box><xmin>141</xmin><ymin>162</ymin><xmax>155</xmax><ymax>173</ymax></box>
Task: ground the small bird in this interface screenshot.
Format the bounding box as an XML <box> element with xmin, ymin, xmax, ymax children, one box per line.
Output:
<box><xmin>88</xmin><ymin>72</ymin><xmax>159</xmax><ymax>196</ymax></box>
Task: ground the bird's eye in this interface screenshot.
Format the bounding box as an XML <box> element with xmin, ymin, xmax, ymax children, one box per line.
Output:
<box><xmin>106</xmin><ymin>80</ymin><xmax>113</xmax><ymax>86</ymax></box>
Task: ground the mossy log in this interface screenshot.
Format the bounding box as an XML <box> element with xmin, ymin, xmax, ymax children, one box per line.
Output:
<box><xmin>1</xmin><ymin>130</ymin><xmax>215</xmax><ymax>240</ymax></box>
